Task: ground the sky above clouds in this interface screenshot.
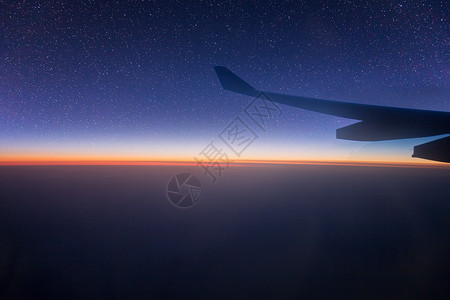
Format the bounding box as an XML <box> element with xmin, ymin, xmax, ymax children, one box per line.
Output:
<box><xmin>0</xmin><ymin>0</ymin><xmax>448</xmax><ymax>163</ymax></box>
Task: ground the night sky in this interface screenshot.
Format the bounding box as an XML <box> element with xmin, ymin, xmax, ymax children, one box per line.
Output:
<box><xmin>1</xmin><ymin>0</ymin><xmax>448</xmax><ymax>163</ymax></box>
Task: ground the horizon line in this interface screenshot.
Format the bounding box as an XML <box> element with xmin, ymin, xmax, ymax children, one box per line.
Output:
<box><xmin>0</xmin><ymin>159</ymin><xmax>449</xmax><ymax>169</ymax></box>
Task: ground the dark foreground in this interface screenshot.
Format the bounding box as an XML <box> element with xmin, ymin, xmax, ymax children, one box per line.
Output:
<box><xmin>0</xmin><ymin>164</ymin><xmax>449</xmax><ymax>298</ymax></box>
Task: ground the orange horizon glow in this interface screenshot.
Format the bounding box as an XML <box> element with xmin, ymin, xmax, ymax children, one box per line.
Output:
<box><xmin>3</xmin><ymin>135</ymin><xmax>449</xmax><ymax>169</ymax></box>
<box><xmin>1</xmin><ymin>147</ymin><xmax>449</xmax><ymax>169</ymax></box>
<box><xmin>0</xmin><ymin>157</ymin><xmax>449</xmax><ymax>169</ymax></box>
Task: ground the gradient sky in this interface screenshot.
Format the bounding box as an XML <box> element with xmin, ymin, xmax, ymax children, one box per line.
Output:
<box><xmin>0</xmin><ymin>0</ymin><xmax>448</xmax><ymax>163</ymax></box>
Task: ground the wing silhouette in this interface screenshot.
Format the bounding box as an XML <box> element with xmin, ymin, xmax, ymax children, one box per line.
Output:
<box><xmin>214</xmin><ymin>66</ymin><xmax>450</xmax><ymax>163</ymax></box>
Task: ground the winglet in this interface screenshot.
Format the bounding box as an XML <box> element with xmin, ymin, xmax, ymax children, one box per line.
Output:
<box><xmin>214</xmin><ymin>66</ymin><xmax>258</xmax><ymax>97</ymax></box>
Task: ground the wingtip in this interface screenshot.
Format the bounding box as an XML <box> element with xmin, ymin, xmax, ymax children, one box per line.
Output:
<box><xmin>213</xmin><ymin>66</ymin><xmax>257</xmax><ymax>97</ymax></box>
<box><xmin>214</xmin><ymin>65</ymin><xmax>228</xmax><ymax>71</ymax></box>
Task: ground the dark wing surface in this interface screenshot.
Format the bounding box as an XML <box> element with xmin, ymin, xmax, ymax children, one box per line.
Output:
<box><xmin>214</xmin><ymin>66</ymin><xmax>450</xmax><ymax>163</ymax></box>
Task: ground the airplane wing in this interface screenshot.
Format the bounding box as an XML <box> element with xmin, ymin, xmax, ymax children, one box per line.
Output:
<box><xmin>214</xmin><ymin>66</ymin><xmax>450</xmax><ymax>163</ymax></box>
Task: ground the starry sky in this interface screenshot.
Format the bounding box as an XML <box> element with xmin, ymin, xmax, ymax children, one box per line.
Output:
<box><xmin>0</xmin><ymin>0</ymin><xmax>448</xmax><ymax>163</ymax></box>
